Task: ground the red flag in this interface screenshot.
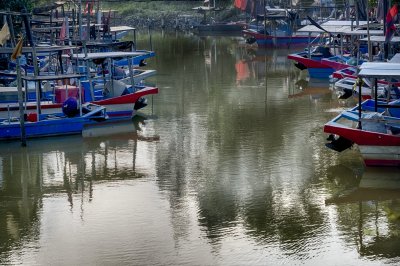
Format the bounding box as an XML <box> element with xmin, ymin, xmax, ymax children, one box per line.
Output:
<box><xmin>59</xmin><ymin>19</ymin><xmax>66</xmax><ymax>41</ymax></box>
<box><xmin>385</xmin><ymin>4</ymin><xmax>398</xmax><ymax>42</ymax></box>
<box><xmin>234</xmin><ymin>0</ymin><xmax>247</xmax><ymax>11</ymax></box>
<box><xmin>84</xmin><ymin>1</ymin><xmax>94</xmax><ymax>15</ymax></box>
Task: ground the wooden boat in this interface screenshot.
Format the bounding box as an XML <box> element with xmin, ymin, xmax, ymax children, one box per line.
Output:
<box><xmin>288</xmin><ymin>20</ymin><xmax>371</xmax><ymax>79</ymax></box>
<box><xmin>331</xmin><ymin>66</ymin><xmax>358</xmax><ymax>80</ymax></box>
<box><xmin>0</xmin><ymin>72</ymin><xmax>118</xmax><ymax>141</ymax></box>
<box><xmin>196</xmin><ymin>22</ymin><xmax>245</xmax><ymax>34</ymax></box>
<box><xmin>242</xmin><ymin>28</ymin><xmax>309</xmax><ymax>47</ymax></box>
<box><xmin>242</xmin><ymin>8</ymin><xmax>309</xmax><ymax>48</ymax></box>
<box><xmin>287</xmin><ymin>46</ymin><xmax>334</xmax><ymax>78</ymax></box>
<box><xmin>333</xmin><ymin>77</ymin><xmax>395</xmax><ymax>100</ymax></box>
<box><xmin>72</xmin><ymin>51</ymin><xmax>158</xmax><ymax>116</ymax></box>
<box><xmin>0</xmin><ymin>51</ymin><xmax>158</xmax><ymax>119</ymax></box>
<box><xmin>321</xmin><ymin>55</ymin><xmax>361</xmax><ymax>71</ymax></box>
<box><xmin>0</xmin><ymin>102</ymin><xmax>110</xmax><ymax>140</ymax></box>
<box><xmin>324</xmin><ymin>62</ymin><xmax>400</xmax><ymax>167</ymax></box>
<box><xmin>192</xmin><ymin>5</ymin><xmax>245</xmax><ymax>35</ymax></box>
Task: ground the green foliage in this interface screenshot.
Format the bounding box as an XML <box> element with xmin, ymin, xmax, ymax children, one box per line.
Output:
<box><xmin>0</xmin><ymin>0</ymin><xmax>33</xmax><ymax>12</ymax></box>
<box><xmin>369</xmin><ymin>0</ymin><xmax>377</xmax><ymax>8</ymax></box>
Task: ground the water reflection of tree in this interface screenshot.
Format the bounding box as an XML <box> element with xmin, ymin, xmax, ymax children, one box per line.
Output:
<box><xmin>151</xmin><ymin>32</ymin><xmax>350</xmax><ymax>256</ymax></box>
<box><xmin>0</xmin><ymin>118</ymin><xmax>152</xmax><ymax>263</ymax></box>
<box><xmin>326</xmin><ymin>167</ymin><xmax>400</xmax><ymax>261</ymax></box>
<box><xmin>0</xmin><ymin>148</ymin><xmax>41</xmax><ymax>264</ymax></box>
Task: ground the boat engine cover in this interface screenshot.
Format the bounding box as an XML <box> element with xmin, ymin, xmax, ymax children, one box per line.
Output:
<box><xmin>62</xmin><ymin>97</ymin><xmax>79</xmax><ymax>117</ymax></box>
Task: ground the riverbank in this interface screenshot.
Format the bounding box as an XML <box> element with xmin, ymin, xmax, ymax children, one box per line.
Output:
<box><xmin>106</xmin><ymin>1</ymin><xmax>244</xmax><ymax>30</ymax></box>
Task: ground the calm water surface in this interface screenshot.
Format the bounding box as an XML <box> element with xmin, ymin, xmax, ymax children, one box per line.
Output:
<box><xmin>1</xmin><ymin>32</ymin><xmax>400</xmax><ymax>265</ymax></box>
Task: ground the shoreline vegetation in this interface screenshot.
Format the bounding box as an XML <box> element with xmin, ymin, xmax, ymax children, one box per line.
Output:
<box><xmin>2</xmin><ymin>0</ymin><xmax>243</xmax><ymax>31</ymax></box>
<box><xmin>103</xmin><ymin>1</ymin><xmax>245</xmax><ymax>30</ymax></box>
<box><xmin>103</xmin><ymin>1</ymin><xmax>244</xmax><ymax>30</ymax></box>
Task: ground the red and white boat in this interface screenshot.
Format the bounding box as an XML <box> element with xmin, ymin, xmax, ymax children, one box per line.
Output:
<box><xmin>324</xmin><ymin>62</ymin><xmax>400</xmax><ymax>167</ymax></box>
<box><xmin>0</xmin><ymin>83</ymin><xmax>158</xmax><ymax>119</ymax></box>
<box><xmin>333</xmin><ymin>77</ymin><xmax>400</xmax><ymax>100</ymax></box>
<box><xmin>331</xmin><ymin>66</ymin><xmax>358</xmax><ymax>80</ymax></box>
<box><xmin>0</xmin><ymin>51</ymin><xmax>159</xmax><ymax>119</ymax></box>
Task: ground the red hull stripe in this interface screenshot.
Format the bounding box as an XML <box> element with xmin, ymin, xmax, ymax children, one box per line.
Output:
<box><xmin>324</xmin><ymin>124</ymin><xmax>400</xmax><ymax>146</ymax></box>
<box><xmin>321</xmin><ymin>59</ymin><xmax>350</xmax><ymax>71</ymax></box>
<box><xmin>0</xmin><ymin>87</ymin><xmax>159</xmax><ymax>112</ymax></box>
<box><xmin>287</xmin><ymin>53</ymin><xmax>330</xmax><ymax>69</ymax></box>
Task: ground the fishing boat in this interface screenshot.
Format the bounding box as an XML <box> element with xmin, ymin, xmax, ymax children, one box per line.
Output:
<box><xmin>0</xmin><ymin>73</ymin><xmax>114</xmax><ymax>141</ymax></box>
<box><xmin>72</xmin><ymin>51</ymin><xmax>158</xmax><ymax>117</ymax></box>
<box><xmin>287</xmin><ymin>20</ymin><xmax>371</xmax><ymax>78</ymax></box>
<box><xmin>0</xmin><ymin>101</ymin><xmax>110</xmax><ymax>140</ymax></box>
<box><xmin>242</xmin><ymin>28</ymin><xmax>310</xmax><ymax>47</ymax></box>
<box><xmin>242</xmin><ymin>8</ymin><xmax>309</xmax><ymax>47</ymax></box>
<box><xmin>288</xmin><ymin>45</ymin><xmax>335</xmax><ymax>78</ymax></box>
<box><xmin>333</xmin><ymin>77</ymin><xmax>398</xmax><ymax>100</ymax></box>
<box><xmin>324</xmin><ymin>62</ymin><xmax>400</xmax><ymax>167</ymax></box>
<box><xmin>331</xmin><ymin>66</ymin><xmax>358</xmax><ymax>80</ymax></box>
<box><xmin>0</xmin><ymin>51</ymin><xmax>158</xmax><ymax>119</ymax></box>
<box><xmin>192</xmin><ymin>4</ymin><xmax>246</xmax><ymax>35</ymax></box>
<box><xmin>321</xmin><ymin>55</ymin><xmax>361</xmax><ymax>71</ymax></box>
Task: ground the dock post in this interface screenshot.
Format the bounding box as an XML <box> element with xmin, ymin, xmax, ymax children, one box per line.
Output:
<box><xmin>16</xmin><ymin>58</ymin><xmax>27</xmax><ymax>146</ymax></box>
<box><xmin>357</xmin><ymin>79</ymin><xmax>362</xmax><ymax>130</ymax></box>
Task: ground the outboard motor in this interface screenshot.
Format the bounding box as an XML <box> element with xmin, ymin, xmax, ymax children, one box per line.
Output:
<box><xmin>62</xmin><ymin>97</ymin><xmax>79</xmax><ymax>117</ymax></box>
<box><xmin>325</xmin><ymin>134</ymin><xmax>353</xmax><ymax>152</ymax></box>
<box><xmin>134</xmin><ymin>97</ymin><xmax>148</xmax><ymax>111</ymax></box>
<box><xmin>338</xmin><ymin>88</ymin><xmax>353</xmax><ymax>99</ymax></box>
<box><xmin>294</xmin><ymin>62</ymin><xmax>307</xmax><ymax>70</ymax></box>
<box><xmin>245</xmin><ymin>37</ymin><xmax>257</xmax><ymax>44</ymax></box>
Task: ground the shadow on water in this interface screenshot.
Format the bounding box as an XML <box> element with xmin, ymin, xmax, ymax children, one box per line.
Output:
<box><xmin>326</xmin><ymin>167</ymin><xmax>400</xmax><ymax>259</ymax></box>
<box><xmin>0</xmin><ymin>115</ymin><xmax>158</xmax><ymax>263</ymax></box>
<box><xmin>0</xmin><ymin>31</ymin><xmax>399</xmax><ymax>265</ymax></box>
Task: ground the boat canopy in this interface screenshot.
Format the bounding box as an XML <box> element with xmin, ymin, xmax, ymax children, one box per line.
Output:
<box><xmin>110</xmin><ymin>26</ymin><xmax>136</xmax><ymax>33</ymax></box>
<box><xmin>341</xmin><ymin>29</ymin><xmax>384</xmax><ymax>36</ymax></box>
<box><xmin>297</xmin><ymin>20</ymin><xmax>370</xmax><ymax>34</ymax></box>
<box><xmin>21</xmin><ymin>74</ymin><xmax>85</xmax><ymax>81</ymax></box>
<box><xmin>359</xmin><ymin>36</ymin><xmax>400</xmax><ymax>42</ymax></box>
<box><xmin>72</xmin><ymin>51</ymin><xmax>146</xmax><ymax>60</ymax></box>
<box><xmin>359</xmin><ymin>62</ymin><xmax>400</xmax><ymax>79</ymax></box>
<box><xmin>0</xmin><ymin>45</ymin><xmax>78</xmax><ymax>54</ymax></box>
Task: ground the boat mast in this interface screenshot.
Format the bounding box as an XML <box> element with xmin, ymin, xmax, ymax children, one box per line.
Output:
<box><xmin>367</xmin><ymin>0</ymin><xmax>371</xmax><ymax>61</ymax></box>
<box><xmin>263</xmin><ymin>0</ymin><xmax>266</xmax><ymax>40</ymax></box>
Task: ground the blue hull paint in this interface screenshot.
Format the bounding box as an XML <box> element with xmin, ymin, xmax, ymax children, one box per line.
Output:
<box><xmin>256</xmin><ymin>37</ymin><xmax>309</xmax><ymax>47</ymax></box>
<box><xmin>0</xmin><ymin>118</ymin><xmax>89</xmax><ymax>140</ymax></box>
<box><xmin>308</xmin><ymin>68</ymin><xmax>334</xmax><ymax>79</ymax></box>
<box><xmin>114</xmin><ymin>51</ymin><xmax>156</xmax><ymax>67</ymax></box>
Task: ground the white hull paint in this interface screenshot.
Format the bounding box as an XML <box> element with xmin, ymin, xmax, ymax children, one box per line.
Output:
<box><xmin>359</xmin><ymin>145</ymin><xmax>400</xmax><ymax>165</ymax></box>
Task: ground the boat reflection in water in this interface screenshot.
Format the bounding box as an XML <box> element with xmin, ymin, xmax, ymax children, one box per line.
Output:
<box><xmin>289</xmin><ymin>78</ymin><xmax>332</xmax><ymax>99</ymax></box>
<box><xmin>326</xmin><ymin>167</ymin><xmax>400</xmax><ymax>259</ymax></box>
<box><xmin>0</xmin><ymin>115</ymin><xmax>159</xmax><ymax>262</ymax></box>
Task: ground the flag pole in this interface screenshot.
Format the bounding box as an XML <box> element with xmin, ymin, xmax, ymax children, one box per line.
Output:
<box><xmin>367</xmin><ymin>0</ymin><xmax>371</xmax><ymax>61</ymax></box>
<box><xmin>384</xmin><ymin>0</ymin><xmax>389</xmax><ymax>59</ymax></box>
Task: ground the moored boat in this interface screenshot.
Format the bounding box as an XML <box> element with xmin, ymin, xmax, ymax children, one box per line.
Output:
<box><xmin>324</xmin><ymin>62</ymin><xmax>400</xmax><ymax>167</ymax></box>
<box><xmin>321</xmin><ymin>55</ymin><xmax>361</xmax><ymax>71</ymax></box>
<box><xmin>288</xmin><ymin>46</ymin><xmax>334</xmax><ymax>78</ymax></box>
<box><xmin>243</xmin><ymin>28</ymin><xmax>310</xmax><ymax>47</ymax></box>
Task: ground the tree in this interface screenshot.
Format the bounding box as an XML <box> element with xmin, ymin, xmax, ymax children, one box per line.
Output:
<box><xmin>0</xmin><ymin>0</ymin><xmax>33</xmax><ymax>12</ymax></box>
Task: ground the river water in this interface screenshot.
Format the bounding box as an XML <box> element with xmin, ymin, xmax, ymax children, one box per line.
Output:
<box><xmin>0</xmin><ymin>32</ymin><xmax>400</xmax><ymax>265</ymax></box>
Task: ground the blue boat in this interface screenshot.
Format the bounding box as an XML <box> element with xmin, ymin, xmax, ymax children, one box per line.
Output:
<box><xmin>288</xmin><ymin>47</ymin><xmax>335</xmax><ymax>79</ymax></box>
<box><xmin>0</xmin><ymin>102</ymin><xmax>110</xmax><ymax>140</ymax></box>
